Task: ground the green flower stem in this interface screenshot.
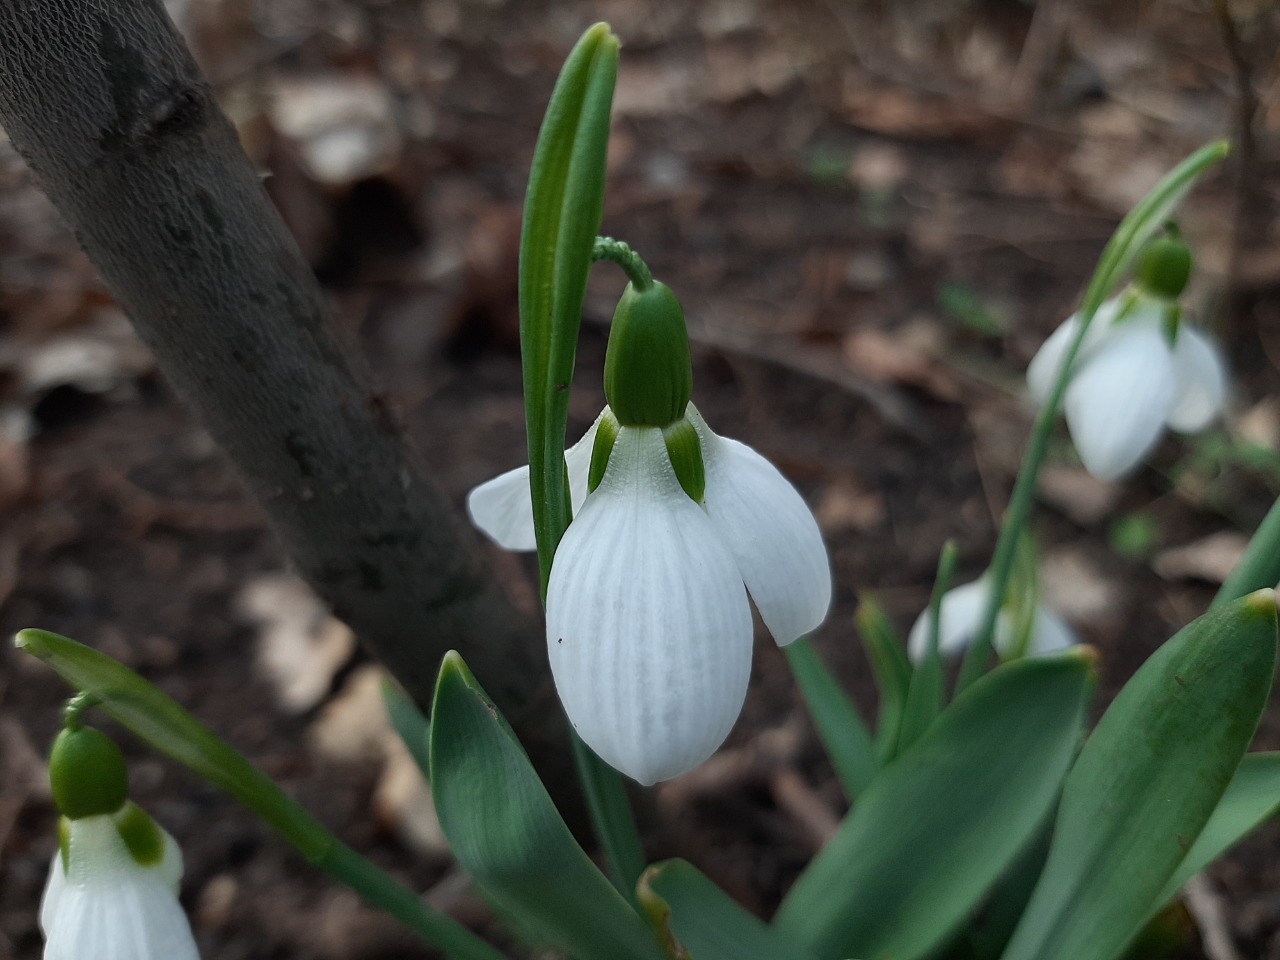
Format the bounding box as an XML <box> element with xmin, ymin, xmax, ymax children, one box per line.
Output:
<box><xmin>14</xmin><ymin>629</ymin><xmax>504</xmax><ymax>960</ymax></box>
<box><xmin>1213</xmin><ymin>495</ymin><xmax>1280</xmax><ymax>609</ymax></box>
<box><xmin>570</xmin><ymin>729</ymin><xmax>647</xmax><ymax>903</ymax></box>
<box><xmin>955</xmin><ymin>140</ymin><xmax>1229</xmax><ymax>694</ymax></box>
<box><xmin>593</xmin><ymin>236</ymin><xmax>654</xmax><ymax>290</ymax></box>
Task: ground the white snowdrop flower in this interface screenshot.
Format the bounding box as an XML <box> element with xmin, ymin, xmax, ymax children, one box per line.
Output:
<box><xmin>469</xmin><ymin>404</ymin><xmax>832</xmax><ymax>784</ymax></box>
<box><xmin>1027</xmin><ymin>239</ymin><xmax>1228</xmax><ymax>481</ymax></box>
<box><xmin>907</xmin><ymin>577</ymin><xmax>1076</xmax><ymax>665</ymax></box>
<box><xmin>40</xmin><ymin>803</ymin><xmax>198</xmax><ymax>960</ymax></box>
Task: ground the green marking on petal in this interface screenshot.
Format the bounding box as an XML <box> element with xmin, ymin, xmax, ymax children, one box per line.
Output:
<box><xmin>663</xmin><ymin>418</ymin><xmax>705</xmax><ymax>504</ymax></box>
<box><xmin>114</xmin><ymin>801</ymin><xmax>166</xmax><ymax>868</ymax></box>
<box><xmin>587</xmin><ymin>408</ymin><xmax>620</xmax><ymax>493</ymax></box>
<box><xmin>58</xmin><ymin>816</ymin><xmax>70</xmax><ymax>872</ymax></box>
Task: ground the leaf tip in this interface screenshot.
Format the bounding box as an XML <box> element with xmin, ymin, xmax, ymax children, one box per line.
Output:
<box><xmin>14</xmin><ymin>628</ymin><xmax>53</xmax><ymax>658</ymax></box>
<box><xmin>1240</xmin><ymin>587</ymin><xmax>1279</xmax><ymax>624</ymax></box>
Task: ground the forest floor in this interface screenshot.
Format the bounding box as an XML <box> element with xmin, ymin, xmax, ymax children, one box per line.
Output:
<box><xmin>2</xmin><ymin>0</ymin><xmax>1280</xmax><ymax>957</ymax></box>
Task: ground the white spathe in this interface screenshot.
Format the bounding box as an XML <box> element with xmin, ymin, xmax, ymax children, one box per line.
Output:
<box><xmin>906</xmin><ymin>578</ymin><xmax>1076</xmax><ymax>665</ymax></box>
<box><xmin>468</xmin><ymin>404</ymin><xmax>832</xmax><ymax>784</ymax></box>
<box><xmin>1027</xmin><ymin>299</ymin><xmax>1227</xmax><ymax>481</ymax></box>
<box><xmin>40</xmin><ymin>810</ymin><xmax>198</xmax><ymax>960</ymax></box>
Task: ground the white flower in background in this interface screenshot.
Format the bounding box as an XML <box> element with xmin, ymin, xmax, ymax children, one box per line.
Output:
<box><xmin>1027</xmin><ymin>234</ymin><xmax>1227</xmax><ymax>482</ymax></box>
<box><xmin>41</xmin><ymin>805</ymin><xmax>198</xmax><ymax>960</ymax></box>
<box><xmin>467</xmin><ymin>403</ymin><xmax>831</xmax><ymax>784</ymax></box>
<box><xmin>906</xmin><ymin>577</ymin><xmax>1076</xmax><ymax>665</ymax></box>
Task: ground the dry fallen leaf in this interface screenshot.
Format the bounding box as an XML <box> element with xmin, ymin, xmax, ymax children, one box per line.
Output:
<box><xmin>1037</xmin><ymin>465</ymin><xmax>1122</xmax><ymax>525</ymax></box>
<box><xmin>236</xmin><ymin>574</ymin><xmax>356</xmax><ymax>713</ymax></box>
<box><xmin>310</xmin><ymin>665</ymin><xmax>448</xmax><ymax>859</ymax></box>
<box><xmin>1152</xmin><ymin>531</ymin><xmax>1249</xmax><ymax>585</ymax></box>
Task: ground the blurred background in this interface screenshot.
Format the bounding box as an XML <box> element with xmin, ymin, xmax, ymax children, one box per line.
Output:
<box><xmin>1</xmin><ymin>0</ymin><xmax>1279</xmax><ymax>957</ymax></box>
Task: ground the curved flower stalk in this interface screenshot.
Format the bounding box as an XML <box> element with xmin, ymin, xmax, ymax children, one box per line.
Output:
<box><xmin>1026</xmin><ymin>237</ymin><xmax>1227</xmax><ymax>482</ymax></box>
<box><xmin>42</xmin><ymin>805</ymin><xmax>198</xmax><ymax>960</ymax></box>
<box><xmin>907</xmin><ymin>577</ymin><xmax>1076</xmax><ymax>665</ymax></box>
<box><xmin>469</xmin><ymin>402</ymin><xmax>831</xmax><ymax>784</ymax></box>
<box><xmin>41</xmin><ymin>724</ymin><xmax>199</xmax><ymax>960</ymax></box>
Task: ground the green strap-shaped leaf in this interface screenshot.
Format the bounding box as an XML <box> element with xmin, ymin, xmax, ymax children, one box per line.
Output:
<box><xmin>519</xmin><ymin>22</ymin><xmax>618</xmax><ymax>593</ymax></box>
<box><xmin>1152</xmin><ymin>751</ymin><xmax>1280</xmax><ymax>909</ymax></box>
<box><xmin>639</xmin><ymin>859</ymin><xmax>830</xmax><ymax>960</ymax></box>
<box><xmin>429</xmin><ymin>652</ymin><xmax>667</xmax><ymax>960</ymax></box>
<box><xmin>773</xmin><ymin>651</ymin><xmax>1095</xmax><ymax>960</ymax></box>
<box><xmin>785</xmin><ymin>638</ymin><xmax>877</xmax><ymax>801</ymax></box>
<box><xmin>855</xmin><ymin>594</ymin><xmax>913</xmax><ymax>764</ymax></box>
<box><xmin>999</xmin><ymin>591</ymin><xmax>1278</xmax><ymax>960</ymax></box>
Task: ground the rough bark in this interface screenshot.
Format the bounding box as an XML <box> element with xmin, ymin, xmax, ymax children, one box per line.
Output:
<box><xmin>0</xmin><ymin>0</ymin><xmax>565</xmax><ymax>777</ymax></box>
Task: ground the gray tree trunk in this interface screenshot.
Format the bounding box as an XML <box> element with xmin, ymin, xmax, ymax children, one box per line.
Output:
<box><xmin>0</xmin><ymin>0</ymin><xmax>565</xmax><ymax>779</ymax></box>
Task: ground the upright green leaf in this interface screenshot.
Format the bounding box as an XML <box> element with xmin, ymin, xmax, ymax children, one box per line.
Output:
<box><xmin>429</xmin><ymin>652</ymin><xmax>666</xmax><ymax>960</ymax></box>
<box><xmin>773</xmin><ymin>651</ymin><xmax>1094</xmax><ymax>960</ymax></box>
<box><xmin>856</xmin><ymin>594</ymin><xmax>912</xmax><ymax>763</ymax></box>
<box><xmin>639</xmin><ymin>860</ymin><xmax>827</xmax><ymax>960</ymax></box>
<box><xmin>519</xmin><ymin>22</ymin><xmax>619</xmax><ymax>592</ymax></box>
<box><xmin>1000</xmin><ymin>591</ymin><xmax>1278</xmax><ymax>960</ymax></box>
<box><xmin>382</xmin><ymin>678</ymin><xmax>432</xmax><ymax>778</ymax></box>
<box><xmin>1214</xmin><ymin>496</ymin><xmax>1280</xmax><ymax>610</ymax></box>
<box><xmin>785</xmin><ymin>638</ymin><xmax>877</xmax><ymax>801</ymax></box>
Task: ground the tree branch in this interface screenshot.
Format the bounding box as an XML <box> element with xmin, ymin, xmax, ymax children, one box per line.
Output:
<box><xmin>0</xmin><ymin>0</ymin><xmax>565</xmax><ymax>781</ymax></box>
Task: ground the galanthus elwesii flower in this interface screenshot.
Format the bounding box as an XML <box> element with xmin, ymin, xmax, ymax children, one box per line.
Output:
<box><xmin>906</xmin><ymin>577</ymin><xmax>1076</xmax><ymax>665</ymax></box>
<box><xmin>468</xmin><ymin>277</ymin><xmax>831</xmax><ymax>784</ymax></box>
<box><xmin>41</xmin><ymin>726</ymin><xmax>199</xmax><ymax>960</ymax></box>
<box><xmin>1026</xmin><ymin>236</ymin><xmax>1227</xmax><ymax>482</ymax></box>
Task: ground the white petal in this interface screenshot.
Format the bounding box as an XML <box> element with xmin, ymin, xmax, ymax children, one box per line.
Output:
<box><xmin>1063</xmin><ymin>320</ymin><xmax>1176</xmax><ymax>481</ymax></box>
<box><xmin>1025</xmin><ymin>607</ymin><xmax>1077</xmax><ymax>656</ymax></box>
<box><xmin>465</xmin><ymin>464</ymin><xmax>537</xmax><ymax>551</ymax></box>
<box><xmin>42</xmin><ymin>815</ymin><xmax>199</xmax><ymax>960</ymax></box>
<box><xmin>547</xmin><ymin>426</ymin><xmax>753</xmax><ymax>785</ymax></box>
<box><xmin>686</xmin><ymin>408</ymin><xmax>830</xmax><ymax>646</ymax></box>
<box><xmin>1026</xmin><ymin>299</ymin><xmax>1124</xmax><ymax>404</ymax></box>
<box><xmin>1167</xmin><ymin>327</ymin><xmax>1227</xmax><ymax>433</ymax></box>
<box><xmin>465</xmin><ymin>412</ymin><xmax>604</xmax><ymax>551</ymax></box>
<box><xmin>907</xmin><ymin>579</ymin><xmax>992</xmax><ymax>663</ymax></box>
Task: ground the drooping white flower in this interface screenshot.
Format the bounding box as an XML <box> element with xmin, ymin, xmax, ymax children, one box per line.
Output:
<box><xmin>1027</xmin><ymin>297</ymin><xmax>1227</xmax><ymax>481</ymax></box>
<box><xmin>467</xmin><ymin>403</ymin><xmax>831</xmax><ymax>784</ymax></box>
<box><xmin>906</xmin><ymin>577</ymin><xmax>1076</xmax><ymax>665</ymax></box>
<box><xmin>41</xmin><ymin>803</ymin><xmax>199</xmax><ymax>960</ymax></box>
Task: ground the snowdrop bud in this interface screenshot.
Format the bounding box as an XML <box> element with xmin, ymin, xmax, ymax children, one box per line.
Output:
<box><xmin>1135</xmin><ymin>234</ymin><xmax>1192</xmax><ymax>301</ymax></box>
<box><xmin>604</xmin><ymin>280</ymin><xmax>693</xmax><ymax>427</ymax></box>
<box><xmin>49</xmin><ymin>726</ymin><xmax>128</xmax><ymax>821</ymax></box>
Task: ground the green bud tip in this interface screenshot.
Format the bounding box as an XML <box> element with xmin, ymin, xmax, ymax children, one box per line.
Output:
<box><xmin>1136</xmin><ymin>234</ymin><xmax>1192</xmax><ymax>300</ymax></box>
<box><xmin>49</xmin><ymin>726</ymin><xmax>128</xmax><ymax>820</ymax></box>
<box><xmin>604</xmin><ymin>281</ymin><xmax>694</xmax><ymax>428</ymax></box>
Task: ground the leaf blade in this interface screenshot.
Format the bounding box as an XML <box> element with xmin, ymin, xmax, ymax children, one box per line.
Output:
<box><xmin>999</xmin><ymin>591</ymin><xmax>1278</xmax><ymax>960</ymax></box>
<box><xmin>773</xmin><ymin>650</ymin><xmax>1094</xmax><ymax>960</ymax></box>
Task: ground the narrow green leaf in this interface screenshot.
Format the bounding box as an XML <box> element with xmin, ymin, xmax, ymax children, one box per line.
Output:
<box><xmin>639</xmin><ymin>860</ymin><xmax>826</xmax><ymax>960</ymax></box>
<box><xmin>429</xmin><ymin>652</ymin><xmax>666</xmax><ymax>960</ymax></box>
<box><xmin>856</xmin><ymin>594</ymin><xmax>912</xmax><ymax>763</ymax></box>
<box><xmin>773</xmin><ymin>650</ymin><xmax>1094</xmax><ymax>960</ymax></box>
<box><xmin>785</xmin><ymin>638</ymin><xmax>877</xmax><ymax>801</ymax></box>
<box><xmin>519</xmin><ymin>22</ymin><xmax>619</xmax><ymax>593</ymax></box>
<box><xmin>15</xmin><ymin>628</ymin><xmax>330</xmax><ymax>858</ymax></box>
<box><xmin>1152</xmin><ymin>751</ymin><xmax>1280</xmax><ymax>909</ymax></box>
<box><xmin>382</xmin><ymin>678</ymin><xmax>431</xmax><ymax>779</ymax></box>
<box><xmin>999</xmin><ymin>591</ymin><xmax>1278</xmax><ymax>960</ymax></box>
